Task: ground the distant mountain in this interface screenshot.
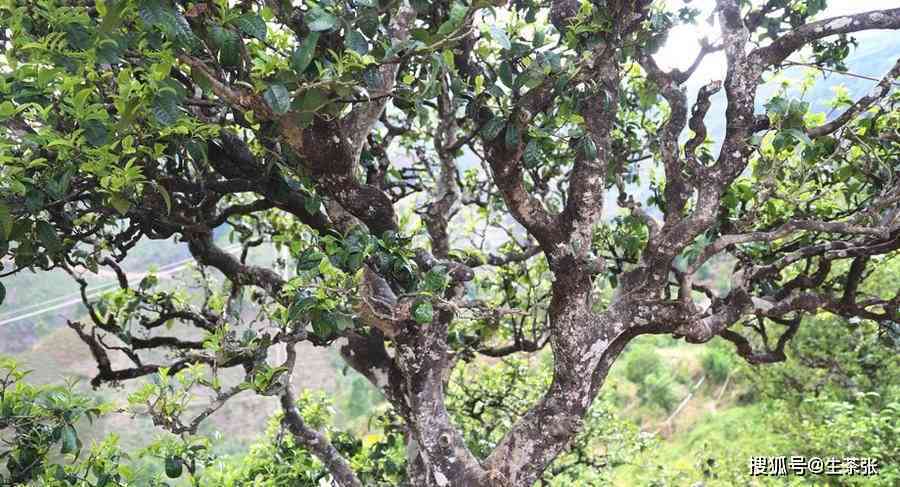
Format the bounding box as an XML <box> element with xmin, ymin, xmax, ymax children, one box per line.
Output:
<box><xmin>700</xmin><ymin>31</ymin><xmax>900</xmax><ymax>148</ymax></box>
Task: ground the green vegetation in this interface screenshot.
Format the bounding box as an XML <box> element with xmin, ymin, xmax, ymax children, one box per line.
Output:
<box><xmin>1</xmin><ymin>0</ymin><xmax>899</xmax><ymax>485</ymax></box>
<box><xmin>4</xmin><ymin>305</ymin><xmax>899</xmax><ymax>485</ymax></box>
<box><xmin>624</xmin><ymin>345</ymin><xmax>663</xmax><ymax>385</ymax></box>
<box><xmin>701</xmin><ymin>346</ymin><xmax>734</xmax><ymax>385</ymax></box>
<box><xmin>636</xmin><ymin>369</ymin><xmax>679</xmax><ymax>413</ymax></box>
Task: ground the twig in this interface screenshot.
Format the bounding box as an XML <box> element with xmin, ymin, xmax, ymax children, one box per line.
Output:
<box><xmin>781</xmin><ymin>61</ymin><xmax>900</xmax><ymax>86</ymax></box>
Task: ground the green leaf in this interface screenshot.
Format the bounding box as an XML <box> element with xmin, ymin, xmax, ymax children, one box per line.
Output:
<box><xmin>263</xmin><ymin>84</ymin><xmax>291</xmax><ymax>114</ymax></box>
<box><xmin>334</xmin><ymin>313</ymin><xmax>354</xmax><ymax>331</ymax></box>
<box><xmin>515</xmin><ymin>67</ymin><xmax>545</xmax><ymax>91</ymax></box>
<box><xmin>0</xmin><ymin>203</ymin><xmax>12</xmax><ymax>240</ymax></box>
<box><xmin>412</xmin><ymin>300</ymin><xmax>434</xmax><ymax>325</ymax></box>
<box><xmin>0</xmin><ymin>101</ymin><xmax>16</xmax><ymax>120</ymax></box>
<box><xmin>99</xmin><ymin>0</ymin><xmax>127</xmax><ymax>35</ymax></box>
<box><xmin>171</xmin><ymin>11</ymin><xmax>198</xmax><ymax>48</ymax></box>
<box><xmin>164</xmin><ymin>456</ymin><xmax>183</xmax><ymax>478</ymax></box>
<box><xmin>489</xmin><ymin>25</ymin><xmax>511</xmax><ymax>50</ymax></box>
<box><xmin>481</xmin><ymin>117</ymin><xmax>505</xmax><ymax>140</ymax></box>
<box><xmin>581</xmin><ymin>137</ymin><xmax>598</xmax><ymax>159</ymax></box>
<box><xmin>505</xmin><ymin>124</ymin><xmax>519</xmax><ymax>149</ymax></box>
<box><xmin>312</xmin><ymin>311</ymin><xmax>338</xmax><ymax>338</ymax></box>
<box><xmin>82</xmin><ymin>120</ymin><xmax>110</xmax><ymax>147</ymax></box>
<box><xmin>233</xmin><ymin>13</ymin><xmax>267</xmax><ymax>41</ymax></box>
<box><xmin>152</xmin><ymin>92</ymin><xmax>180</xmax><ymax>126</ymax></box>
<box><xmin>298</xmin><ymin>250</ymin><xmax>326</xmax><ymax>271</ymax></box>
<box><xmin>306</xmin><ymin>7</ymin><xmax>337</xmax><ymax>32</ymax></box>
<box><xmin>95</xmin><ymin>36</ymin><xmax>124</xmax><ymax>64</ymax></box>
<box><xmin>442</xmin><ymin>49</ymin><xmax>455</xmax><ymax>69</ymax></box>
<box><xmin>37</xmin><ymin>222</ymin><xmax>61</xmax><ymax>253</ymax></box>
<box><xmin>499</xmin><ymin>61</ymin><xmax>514</xmax><ymax>87</ymax></box>
<box><xmin>772</xmin><ymin>132</ymin><xmax>787</xmax><ymax>152</ymax></box>
<box><xmin>64</xmin><ymin>23</ymin><xmax>94</xmax><ymax>51</ymax></box>
<box><xmin>787</xmin><ymin>128</ymin><xmax>812</xmax><ymax>146</ymax></box>
<box><xmin>291</xmin><ymin>32</ymin><xmax>320</xmax><ymax>74</ymax></box>
<box><xmin>297</xmin><ymin>88</ymin><xmax>328</xmax><ymax>113</ymax></box>
<box><xmin>303</xmin><ymin>194</ymin><xmax>322</xmax><ymax>213</ymax></box>
<box><xmin>139</xmin><ymin>274</ymin><xmax>158</xmax><ymax>290</ymax></box>
<box><xmin>524</xmin><ymin>139</ymin><xmax>541</xmax><ymax>167</ymax></box>
<box><xmin>347</xmin><ymin>30</ymin><xmax>369</xmax><ymax>54</ymax></box>
<box><xmin>14</xmin><ymin>240</ymin><xmax>34</xmax><ymax>268</ymax></box>
<box><xmin>186</xmin><ymin>140</ymin><xmax>208</xmax><ymax>164</ymax></box>
<box><xmin>437</xmin><ymin>2</ymin><xmax>467</xmax><ymax>37</ymax></box>
<box><xmin>423</xmin><ymin>266</ymin><xmax>449</xmax><ymax>293</ymax></box>
<box><xmin>533</xmin><ymin>28</ymin><xmax>545</xmax><ymax>48</ymax></box>
<box><xmin>60</xmin><ymin>425</ymin><xmax>78</xmax><ymax>455</ymax></box>
<box><xmin>765</xmin><ymin>96</ymin><xmax>788</xmax><ymax>116</ymax></box>
<box><xmin>109</xmin><ymin>194</ymin><xmax>131</xmax><ymax>216</ymax></box>
<box><xmin>138</xmin><ymin>0</ymin><xmax>176</xmax><ymax>34</ymax></box>
<box><xmin>210</xmin><ymin>26</ymin><xmax>241</xmax><ymax>67</ymax></box>
<box><xmin>285</xmin><ymin>300</ymin><xmax>303</xmax><ymax>323</ymax></box>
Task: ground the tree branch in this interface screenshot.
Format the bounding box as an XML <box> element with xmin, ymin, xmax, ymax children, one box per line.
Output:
<box><xmin>341</xmin><ymin>0</ymin><xmax>416</xmax><ymax>163</ymax></box>
<box><xmin>807</xmin><ymin>57</ymin><xmax>900</xmax><ymax>137</ymax></box>
<box><xmin>187</xmin><ymin>232</ymin><xmax>285</xmax><ymax>297</ymax></box>
<box><xmin>483</xmin><ymin>80</ymin><xmax>560</xmax><ymax>249</ymax></box>
<box><xmin>752</xmin><ymin>8</ymin><xmax>900</xmax><ymax>69</ymax></box>
<box><xmin>280</xmin><ymin>343</ymin><xmax>363</xmax><ymax>487</ymax></box>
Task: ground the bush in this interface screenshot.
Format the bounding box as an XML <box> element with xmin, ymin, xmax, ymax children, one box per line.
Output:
<box><xmin>701</xmin><ymin>347</ymin><xmax>733</xmax><ymax>384</ymax></box>
<box><xmin>624</xmin><ymin>346</ymin><xmax>663</xmax><ymax>385</ymax></box>
<box><xmin>637</xmin><ymin>370</ymin><xmax>678</xmax><ymax>413</ymax></box>
<box><xmin>672</xmin><ymin>362</ymin><xmax>692</xmax><ymax>385</ymax></box>
<box><xmin>0</xmin><ymin>358</ymin><xmax>121</xmax><ymax>485</ymax></box>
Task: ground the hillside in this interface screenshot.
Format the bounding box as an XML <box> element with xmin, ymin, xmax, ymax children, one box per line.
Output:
<box><xmin>0</xmin><ymin>16</ymin><xmax>897</xmax><ymax>486</ymax></box>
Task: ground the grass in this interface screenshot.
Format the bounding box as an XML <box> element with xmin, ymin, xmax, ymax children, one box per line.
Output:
<box><xmin>611</xmin><ymin>403</ymin><xmax>795</xmax><ymax>486</ymax></box>
<box><xmin>605</xmin><ymin>339</ymin><xmax>836</xmax><ymax>486</ymax></box>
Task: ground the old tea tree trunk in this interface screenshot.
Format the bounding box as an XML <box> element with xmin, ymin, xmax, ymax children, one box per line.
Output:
<box><xmin>2</xmin><ymin>0</ymin><xmax>899</xmax><ymax>485</ymax></box>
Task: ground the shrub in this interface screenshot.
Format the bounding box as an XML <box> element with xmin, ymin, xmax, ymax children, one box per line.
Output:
<box><xmin>624</xmin><ymin>346</ymin><xmax>663</xmax><ymax>385</ymax></box>
<box><xmin>672</xmin><ymin>362</ymin><xmax>692</xmax><ymax>385</ymax></box>
<box><xmin>701</xmin><ymin>347</ymin><xmax>734</xmax><ymax>384</ymax></box>
<box><xmin>637</xmin><ymin>370</ymin><xmax>678</xmax><ymax>413</ymax></box>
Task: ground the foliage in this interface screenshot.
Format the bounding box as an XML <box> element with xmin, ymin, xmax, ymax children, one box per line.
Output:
<box><xmin>753</xmin><ymin>316</ymin><xmax>900</xmax><ymax>485</ymax></box>
<box><xmin>1</xmin><ymin>359</ymin><xmax>408</xmax><ymax>486</ymax></box>
<box><xmin>0</xmin><ymin>358</ymin><xmax>124</xmax><ymax>485</ymax></box>
<box><xmin>623</xmin><ymin>345</ymin><xmax>663</xmax><ymax>385</ymax></box>
<box><xmin>1</xmin><ymin>0</ymin><xmax>899</xmax><ymax>485</ymax></box>
<box><xmin>620</xmin><ymin>404</ymin><xmax>795</xmax><ymax>486</ymax></box>
<box><xmin>197</xmin><ymin>392</ymin><xmax>407</xmax><ymax>487</ymax></box>
<box><xmin>636</xmin><ymin>370</ymin><xmax>678</xmax><ymax>413</ymax></box>
<box><xmin>446</xmin><ymin>353</ymin><xmax>650</xmax><ymax>484</ymax></box>
<box><xmin>701</xmin><ymin>346</ymin><xmax>734</xmax><ymax>385</ymax></box>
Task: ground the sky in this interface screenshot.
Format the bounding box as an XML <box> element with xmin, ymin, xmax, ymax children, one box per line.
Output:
<box><xmin>656</xmin><ymin>0</ymin><xmax>900</xmax><ymax>84</ymax></box>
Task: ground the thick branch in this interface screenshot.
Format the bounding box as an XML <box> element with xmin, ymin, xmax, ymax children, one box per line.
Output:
<box><xmin>639</xmin><ymin>54</ymin><xmax>690</xmax><ymax>222</ymax></box>
<box><xmin>483</xmin><ymin>81</ymin><xmax>560</xmax><ymax>249</ymax></box>
<box><xmin>807</xmin><ymin>57</ymin><xmax>900</xmax><ymax>138</ymax></box>
<box><xmin>752</xmin><ymin>8</ymin><xmax>900</xmax><ymax>69</ymax></box>
<box><xmin>562</xmin><ymin>45</ymin><xmax>618</xmax><ymax>252</ymax></box>
<box><xmin>393</xmin><ymin>301</ymin><xmax>487</xmax><ymax>485</ymax></box>
<box><xmin>341</xmin><ymin>0</ymin><xmax>416</xmax><ymax>162</ymax></box>
<box><xmin>187</xmin><ymin>232</ymin><xmax>285</xmax><ymax>297</ymax></box>
<box><xmin>280</xmin><ymin>384</ymin><xmax>362</xmax><ymax>487</ymax></box>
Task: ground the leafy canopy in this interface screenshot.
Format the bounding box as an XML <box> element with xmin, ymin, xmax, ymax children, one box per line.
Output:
<box><xmin>1</xmin><ymin>0</ymin><xmax>900</xmax><ymax>485</ymax></box>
